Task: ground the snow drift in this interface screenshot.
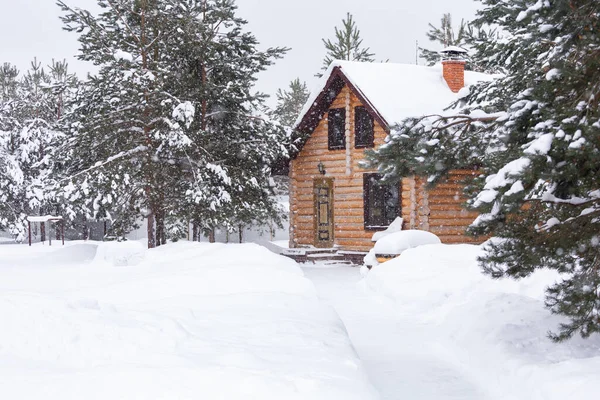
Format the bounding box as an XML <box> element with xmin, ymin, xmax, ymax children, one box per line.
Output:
<box><xmin>92</xmin><ymin>240</ymin><xmax>146</xmax><ymax>266</ymax></box>
<box><xmin>364</xmin><ymin>243</ymin><xmax>600</xmax><ymax>400</ymax></box>
<box><xmin>364</xmin><ymin>229</ymin><xmax>441</xmax><ymax>268</ymax></box>
<box><xmin>0</xmin><ymin>241</ymin><xmax>378</xmax><ymax>400</ymax></box>
<box><xmin>373</xmin><ymin>230</ymin><xmax>441</xmax><ymax>255</ymax></box>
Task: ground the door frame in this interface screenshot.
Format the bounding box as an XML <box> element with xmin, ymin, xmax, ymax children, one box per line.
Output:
<box><xmin>313</xmin><ymin>178</ymin><xmax>334</xmax><ymax>248</ymax></box>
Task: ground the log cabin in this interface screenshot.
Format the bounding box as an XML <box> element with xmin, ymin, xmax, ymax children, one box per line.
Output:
<box><xmin>289</xmin><ymin>50</ymin><xmax>492</xmax><ymax>254</ymax></box>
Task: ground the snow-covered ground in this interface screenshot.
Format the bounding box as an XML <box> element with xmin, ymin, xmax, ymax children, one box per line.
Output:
<box><xmin>304</xmin><ymin>244</ymin><xmax>600</xmax><ymax>400</ymax></box>
<box><xmin>3</xmin><ymin>240</ymin><xmax>598</xmax><ymax>400</ymax></box>
<box><xmin>0</xmin><ymin>241</ymin><xmax>377</xmax><ymax>400</ymax></box>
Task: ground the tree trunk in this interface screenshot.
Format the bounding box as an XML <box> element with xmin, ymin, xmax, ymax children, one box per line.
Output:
<box><xmin>40</xmin><ymin>221</ymin><xmax>46</xmax><ymax>243</ymax></box>
<box><xmin>238</xmin><ymin>224</ymin><xmax>243</xmax><ymax>243</ymax></box>
<box><xmin>155</xmin><ymin>216</ymin><xmax>162</xmax><ymax>247</ymax></box>
<box><xmin>140</xmin><ymin>2</ymin><xmax>156</xmax><ymax>250</ymax></box>
<box><xmin>147</xmin><ymin>211</ymin><xmax>155</xmax><ymax>249</ymax></box>
<box><xmin>155</xmin><ymin>208</ymin><xmax>166</xmax><ymax>246</ymax></box>
<box><xmin>52</xmin><ymin>206</ymin><xmax>60</xmax><ymax>241</ymax></box>
<box><xmin>209</xmin><ymin>228</ymin><xmax>215</xmax><ymax>243</ymax></box>
<box><xmin>192</xmin><ymin>223</ymin><xmax>198</xmax><ymax>242</ymax></box>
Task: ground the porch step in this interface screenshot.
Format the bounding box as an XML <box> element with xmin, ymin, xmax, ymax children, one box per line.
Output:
<box><xmin>337</xmin><ymin>251</ymin><xmax>368</xmax><ymax>265</ymax></box>
<box><xmin>306</xmin><ymin>253</ymin><xmax>346</xmax><ymax>262</ymax></box>
<box><xmin>321</xmin><ymin>260</ymin><xmax>354</xmax><ymax>266</ymax></box>
<box><xmin>282</xmin><ymin>247</ymin><xmax>338</xmax><ymax>255</ymax></box>
<box><xmin>282</xmin><ymin>248</ymin><xmax>366</xmax><ymax>265</ymax></box>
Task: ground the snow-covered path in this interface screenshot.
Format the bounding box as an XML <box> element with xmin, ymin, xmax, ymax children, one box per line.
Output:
<box><xmin>302</xmin><ymin>265</ymin><xmax>491</xmax><ymax>400</ymax></box>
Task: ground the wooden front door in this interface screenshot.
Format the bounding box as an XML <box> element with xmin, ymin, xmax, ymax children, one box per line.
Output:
<box><xmin>314</xmin><ymin>178</ymin><xmax>334</xmax><ymax>248</ymax></box>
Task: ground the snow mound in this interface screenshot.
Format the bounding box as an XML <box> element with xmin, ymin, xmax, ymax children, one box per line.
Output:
<box><xmin>0</xmin><ymin>241</ymin><xmax>377</xmax><ymax>399</ymax></box>
<box><xmin>364</xmin><ymin>243</ymin><xmax>600</xmax><ymax>400</ymax></box>
<box><xmin>0</xmin><ymin>242</ymin><xmax>99</xmax><ymax>268</ymax></box>
<box><xmin>38</xmin><ymin>243</ymin><xmax>98</xmax><ymax>265</ymax></box>
<box><xmin>371</xmin><ymin>217</ymin><xmax>403</xmax><ymax>242</ymax></box>
<box><xmin>364</xmin><ymin>230</ymin><xmax>441</xmax><ymax>268</ymax></box>
<box><xmin>373</xmin><ymin>230</ymin><xmax>441</xmax><ymax>255</ymax></box>
<box><xmin>92</xmin><ymin>240</ymin><xmax>145</xmax><ymax>266</ymax></box>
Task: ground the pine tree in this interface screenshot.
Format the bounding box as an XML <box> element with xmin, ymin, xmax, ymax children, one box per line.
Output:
<box><xmin>273</xmin><ymin>78</ymin><xmax>309</xmax><ymax>171</ymax></box>
<box><xmin>45</xmin><ymin>60</ymin><xmax>90</xmax><ymax>239</ymax></box>
<box><xmin>419</xmin><ymin>13</ymin><xmax>498</xmax><ymax>72</ymax></box>
<box><xmin>320</xmin><ymin>12</ymin><xmax>375</xmax><ymax>75</ymax></box>
<box><xmin>0</xmin><ymin>60</ymin><xmax>72</xmax><ymax>241</ymax></box>
<box><xmin>57</xmin><ymin>0</ymin><xmax>288</xmax><ymax>248</ymax></box>
<box><xmin>367</xmin><ymin>0</ymin><xmax>600</xmax><ymax>340</ymax></box>
<box><xmin>157</xmin><ymin>0</ymin><xmax>288</xmax><ymax>243</ymax></box>
<box><xmin>0</xmin><ymin>63</ymin><xmax>24</xmax><ymax>239</ymax></box>
<box><xmin>419</xmin><ymin>13</ymin><xmax>467</xmax><ymax>66</ymax></box>
<box><xmin>274</xmin><ymin>78</ymin><xmax>309</xmax><ymax>130</ymax></box>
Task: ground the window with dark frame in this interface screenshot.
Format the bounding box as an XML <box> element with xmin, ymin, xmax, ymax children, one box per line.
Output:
<box><xmin>354</xmin><ymin>106</ymin><xmax>374</xmax><ymax>148</ymax></box>
<box><xmin>328</xmin><ymin>108</ymin><xmax>346</xmax><ymax>150</ymax></box>
<box><xmin>363</xmin><ymin>173</ymin><xmax>400</xmax><ymax>229</ymax></box>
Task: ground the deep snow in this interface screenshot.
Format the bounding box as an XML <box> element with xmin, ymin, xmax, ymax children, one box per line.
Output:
<box><xmin>304</xmin><ymin>244</ymin><xmax>600</xmax><ymax>400</ymax></box>
<box><xmin>0</xmin><ymin>241</ymin><xmax>377</xmax><ymax>400</ymax></box>
<box><xmin>2</xmin><ymin>240</ymin><xmax>598</xmax><ymax>400</ymax></box>
<box><xmin>304</xmin><ymin>264</ymin><xmax>491</xmax><ymax>400</ymax></box>
<box><xmin>373</xmin><ymin>230</ymin><xmax>441</xmax><ymax>255</ymax></box>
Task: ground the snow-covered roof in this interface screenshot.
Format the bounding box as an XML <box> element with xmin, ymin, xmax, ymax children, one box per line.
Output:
<box><xmin>295</xmin><ymin>60</ymin><xmax>491</xmax><ymax>131</ymax></box>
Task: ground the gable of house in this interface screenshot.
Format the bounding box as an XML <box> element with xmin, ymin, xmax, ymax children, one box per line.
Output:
<box><xmin>290</xmin><ymin>83</ymin><xmax>391</xmax><ymax>251</ymax></box>
<box><xmin>289</xmin><ymin>61</ymin><xmax>490</xmax><ymax>252</ymax></box>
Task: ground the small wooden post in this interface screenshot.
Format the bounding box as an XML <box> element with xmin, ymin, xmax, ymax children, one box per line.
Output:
<box><xmin>28</xmin><ymin>221</ymin><xmax>31</xmax><ymax>246</ymax></box>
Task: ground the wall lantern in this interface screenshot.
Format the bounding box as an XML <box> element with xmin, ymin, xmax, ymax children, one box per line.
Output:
<box><xmin>318</xmin><ymin>161</ymin><xmax>326</xmax><ymax>175</ymax></box>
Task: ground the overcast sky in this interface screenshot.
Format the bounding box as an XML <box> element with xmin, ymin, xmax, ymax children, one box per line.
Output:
<box><xmin>0</xmin><ymin>0</ymin><xmax>479</xmax><ymax>105</ymax></box>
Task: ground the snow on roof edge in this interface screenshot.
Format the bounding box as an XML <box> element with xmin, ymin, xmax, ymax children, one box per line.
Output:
<box><xmin>441</xmin><ymin>46</ymin><xmax>468</xmax><ymax>54</ymax></box>
<box><xmin>293</xmin><ymin>60</ymin><xmax>493</xmax><ymax>131</ymax></box>
<box><xmin>292</xmin><ymin>63</ymin><xmax>338</xmax><ymax>130</ymax></box>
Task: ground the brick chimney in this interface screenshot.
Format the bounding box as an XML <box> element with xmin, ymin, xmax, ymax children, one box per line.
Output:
<box><xmin>440</xmin><ymin>47</ymin><xmax>468</xmax><ymax>93</ymax></box>
<box><xmin>442</xmin><ymin>60</ymin><xmax>466</xmax><ymax>93</ymax></box>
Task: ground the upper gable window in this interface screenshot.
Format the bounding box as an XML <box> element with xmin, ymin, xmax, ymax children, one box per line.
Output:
<box><xmin>328</xmin><ymin>108</ymin><xmax>346</xmax><ymax>150</ymax></box>
<box><xmin>354</xmin><ymin>106</ymin><xmax>374</xmax><ymax>148</ymax></box>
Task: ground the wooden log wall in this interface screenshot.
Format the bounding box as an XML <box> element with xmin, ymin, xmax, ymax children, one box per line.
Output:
<box><xmin>412</xmin><ymin>170</ymin><xmax>482</xmax><ymax>244</ymax></box>
<box><xmin>290</xmin><ymin>86</ymin><xmax>391</xmax><ymax>252</ymax></box>
<box><xmin>290</xmin><ymin>84</ymin><xmax>484</xmax><ymax>252</ymax></box>
<box><xmin>429</xmin><ymin>170</ymin><xmax>483</xmax><ymax>243</ymax></box>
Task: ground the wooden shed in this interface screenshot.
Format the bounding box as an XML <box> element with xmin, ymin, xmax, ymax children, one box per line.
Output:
<box><xmin>289</xmin><ymin>59</ymin><xmax>492</xmax><ymax>253</ymax></box>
